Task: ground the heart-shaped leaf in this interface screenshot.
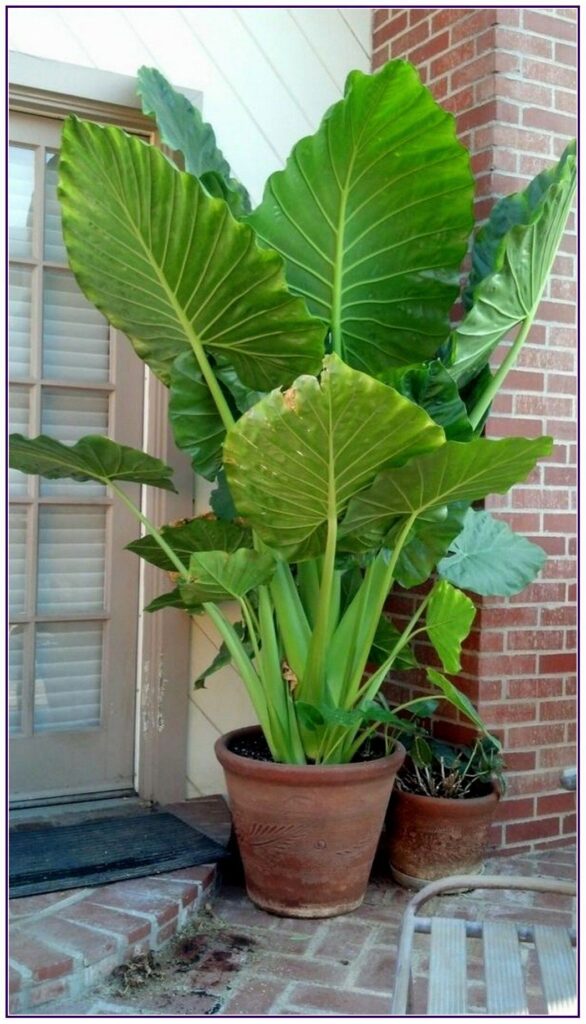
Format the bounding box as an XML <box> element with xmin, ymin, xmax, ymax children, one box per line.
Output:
<box><xmin>224</xmin><ymin>354</ymin><xmax>445</xmax><ymax>557</ymax></box>
<box><xmin>249</xmin><ymin>60</ymin><xmax>473</xmax><ymax>374</ymax></box>
<box><xmin>9</xmin><ymin>433</ymin><xmax>176</xmax><ymax>491</ymax></box>
<box><xmin>58</xmin><ymin>116</ymin><xmax>325</xmax><ymax>390</ymax></box>
<box><xmin>137</xmin><ymin>66</ymin><xmax>251</xmax><ymax>216</ymax></box>
<box><xmin>178</xmin><ymin>548</ymin><xmax>277</xmax><ymax>605</ymax></box>
<box><xmin>438</xmin><ymin>508</ymin><xmax>547</xmax><ymax>596</ymax></box>
<box><xmin>341</xmin><ymin>436</ymin><xmax>552</xmax><ymax>542</ymax></box>
<box><xmin>127</xmin><ymin>516</ymin><xmax>253</xmax><ymax>571</ymax></box>
<box><xmin>425</xmin><ymin>580</ymin><xmax>476</xmax><ymax>674</ymax></box>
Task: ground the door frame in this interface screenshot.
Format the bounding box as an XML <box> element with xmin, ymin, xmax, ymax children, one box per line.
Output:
<box><xmin>9</xmin><ymin>52</ymin><xmax>199</xmax><ymax>804</ymax></box>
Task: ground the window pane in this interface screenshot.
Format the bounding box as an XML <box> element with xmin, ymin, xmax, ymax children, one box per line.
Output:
<box><xmin>9</xmin><ymin>507</ymin><xmax>28</xmax><ymax>615</ymax></box>
<box><xmin>34</xmin><ymin>622</ymin><xmax>102</xmax><ymax>732</ymax></box>
<box><xmin>9</xmin><ymin>265</ymin><xmax>32</xmax><ymax>377</ymax></box>
<box><xmin>9</xmin><ymin>145</ymin><xmax>35</xmax><ymax>259</ymax></box>
<box><xmin>40</xmin><ymin>389</ymin><xmax>108</xmax><ymax>497</ymax></box>
<box><xmin>37</xmin><ymin>507</ymin><xmax>106</xmax><ymax>613</ymax></box>
<box><xmin>9</xmin><ymin>625</ymin><xmax>25</xmax><ymax>735</ymax></box>
<box><xmin>43</xmin><ymin>270</ymin><xmax>110</xmax><ymax>382</ymax></box>
<box><xmin>9</xmin><ymin>386</ymin><xmax>32</xmax><ymax>497</ymax></box>
<box><xmin>44</xmin><ymin>150</ymin><xmax>66</xmax><ymax>263</ymax></box>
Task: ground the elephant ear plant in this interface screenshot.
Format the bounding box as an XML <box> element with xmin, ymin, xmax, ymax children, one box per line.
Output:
<box><xmin>10</xmin><ymin>61</ymin><xmax>576</xmax><ymax>768</ymax></box>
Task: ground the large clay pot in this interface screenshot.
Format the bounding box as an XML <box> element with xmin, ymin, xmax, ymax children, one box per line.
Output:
<box><xmin>386</xmin><ymin>784</ymin><xmax>500</xmax><ymax>889</ymax></box>
<box><xmin>215</xmin><ymin>725</ymin><xmax>405</xmax><ymax>918</ymax></box>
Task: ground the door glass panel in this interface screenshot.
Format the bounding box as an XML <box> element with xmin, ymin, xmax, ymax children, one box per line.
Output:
<box><xmin>9</xmin><ymin>265</ymin><xmax>32</xmax><ymax>377</ymax></box>
<box><xmin>9</xmin><ymin>386</ymin><xmax>32</xmax><ymax>497</ymax></box>
<box><xmin>9</xmin><ymin>625</ymin><xmax>25</xmax><ymax>735</ymax></box>
<box><xmin>9</xmin><ymin>507</ymin><xmax>28</xmax><ymax>615</ymax></box>
<box><xmin>44</xmin><ymin>150</ymin><xmax>66</xmax><ymax>263</ymax></box>
<box><xmin>43</xmin><ymin>269</ymin><xmax>110</xmax><ymax>382</ymax></box>
<box><xmin>37</xmin><ymin>507</ymin><xmax>107</xmax><ymax>613</ymax></box>
<box><xmin>34</xmin><ymin>622</ymin><xmax>102</xmax><ymax>732</ymax></box>
<box><xmin>9</xmin><ymin>145</ymin><xmax>35</xmax><ymax>259</ymax></box>
<box><xmin>40</xmin><ymin>389</ymin><xmax>108</xmax><ymax>496</ymax></box>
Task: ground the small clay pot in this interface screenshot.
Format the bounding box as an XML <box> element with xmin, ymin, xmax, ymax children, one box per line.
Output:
<box><xmin>386</xmin><ymin>784</ymin><xmax>500</xmax><ymax>889</ymax></box>
<box><xmin>215</xmin><ymin>726</ymin><xmax>405</xmax><ymax>918</ymax></box>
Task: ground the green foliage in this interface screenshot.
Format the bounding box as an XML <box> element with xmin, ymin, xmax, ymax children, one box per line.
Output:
<box><xmin>137</xmin><ymin>66</ymin><xmax>251</xmax><ymax>217</ymax></box>
<box><xmin>249</xmin><ymin>60</ymin><xmax>474</xmax><ymax>372</ymax></box>
<box><xmin>8</xmin><ymin>58</ymin><xmax>574</xmax><ymax>765</ymax></box>
<box><xmin>9</xmin><ymin>434</ymin><xmax>177</xmax><ymax>491</ymax></box>
<box><xmin>398</xmin><ymin>735</ymin><xmax>506</xmax><ymax>799</ymax></box>
<box><xmin>438</xmin><ymin>508</ymin><xmax>547</xmax><ymax>596</ymax></box>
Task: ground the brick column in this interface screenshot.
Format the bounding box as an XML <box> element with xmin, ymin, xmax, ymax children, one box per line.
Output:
<box><xmin>373</xmin><ymin>8</ymin><xmax>577</xmax><ymax>853</ymax></box>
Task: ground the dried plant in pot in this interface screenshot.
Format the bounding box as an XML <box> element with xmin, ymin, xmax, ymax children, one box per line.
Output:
<box><xmin>387</xmin><ymin>734</ymin><xmax>505</xmax><ymax>889</ymax></box>
<box><xmin>9</xmin><ymin>61</ymin><xmax>575</xmax><ymax>916</ymax></box>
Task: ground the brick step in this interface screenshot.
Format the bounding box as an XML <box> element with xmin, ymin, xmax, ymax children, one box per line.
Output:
<box><xmin>9</xmin><ymin>796</ymin><xmax>232</xmax><ymax>1013</ymax></box>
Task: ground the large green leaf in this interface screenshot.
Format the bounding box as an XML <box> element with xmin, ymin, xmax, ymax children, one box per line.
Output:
<box><xmin>9</xmin><ymin>434</ymin><xmax>176</xmax><ymax>491</ymax></box>
<box><xmin>450</xmin><ymin>141</ymin><xmax>577</xmax><ymax>387</ymax></box>
<box><xmin>178</xmin><ymin>549</ymin><xmax>277</xmax><ymax>605</ymax></box>
<box><xmin>438</xmin><ymin>508</ymin><xmax>547</xmax><ymax>596</ymax></box>
<box><xmin>341</xmin><ymin>436</ymin><xmax>552</xmax><ymax>541</ymax></box>
<box><xmin>127</xmin><ymin>516</ymin><xmax>252</xmax><ymax>571</ymax></box>
<box><xmin>223</xmin><ymin>354</ymin><xmax>445</xmax><ymax>556</ymax></box>
<box><xmin>168</xmin><ymin>352</ymin><xmax>227</xmax><ymax>481</ymax></box>
<box><xmin>248</xmin><ymin>60</ymin><xmax>474</xmax><ymax>374</ymax></box>
<box><xmin>425</xmin><ymin>580</ymin><xmax>476</xmax><ymax>674</ymax></box>
<box><xmin>380</xmin><ymin>361</ymin><xmax>473</xmax><ymax>441</ymax></box>
<box><xmin>137</xmin><ymin>66</ymin><xmax>250</xmax><ymax>217</ymax></box>
<box><xmin>58</xmin><ymin>116</ymin><xmax>325</xmax><ymax>390</ymax></box>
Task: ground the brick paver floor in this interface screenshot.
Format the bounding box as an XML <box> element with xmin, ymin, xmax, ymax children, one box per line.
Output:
<box><xmin>36</xmin><ymin>844</ymin><xmax>575</xmax><ymax>1017</ymax></box>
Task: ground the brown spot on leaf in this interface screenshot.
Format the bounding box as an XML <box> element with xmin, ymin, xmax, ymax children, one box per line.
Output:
<box><xmin>283</xmin><ymin>388</ymin><xmax>298</xmax><ymax>412</ymax></box>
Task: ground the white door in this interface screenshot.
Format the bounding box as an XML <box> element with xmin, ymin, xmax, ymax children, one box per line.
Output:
<box><xmin>9</xmin><ymin>111</ymin><xmax>145</xmax><ymax>802</ymax></box>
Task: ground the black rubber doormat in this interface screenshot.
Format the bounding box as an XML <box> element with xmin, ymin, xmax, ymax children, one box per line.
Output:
<box><xmin>9</xmin><ymin>812</ymin><xmax>231</xmax><ymax>897</ymax></box>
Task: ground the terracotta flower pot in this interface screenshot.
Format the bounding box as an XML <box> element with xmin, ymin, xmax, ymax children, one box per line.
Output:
<box><xmin>215</xmin><ymin>725</ymin><xmax>405</xmax><ymax>918</ymax></box>
<box><xmin>386</xmin><ymin>783</ymin><xmax>500</xmax><ymax>889</ymax></box>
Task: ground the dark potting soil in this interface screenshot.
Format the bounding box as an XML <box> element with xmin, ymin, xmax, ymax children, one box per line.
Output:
<box><xmin>229</xmin><ymin>732</ymin><xmax>390</xmax><ymax>765</ymax></box>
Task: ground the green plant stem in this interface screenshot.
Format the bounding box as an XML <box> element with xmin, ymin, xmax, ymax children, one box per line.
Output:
<box><xmin>110</xmin><ymin>483</ymin><xmax>188</xmax><ymax>575</ymax></box>
<box><xmin>354</xmin><ymin>593</ymin><xmax>430</xmax><ymax>705</ymax></box>
<box><xmin>468</xmin><ymin>309</ymin><xmax>536</xmax><ymax>430</ymax></box>
<box><xmin>239</xmin><ymin>597</ymin><xmax>262</xmax><ymax>666</ymax></box>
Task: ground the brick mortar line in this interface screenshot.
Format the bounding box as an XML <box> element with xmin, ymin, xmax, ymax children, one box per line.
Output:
<box><xmin>9</xmin><ymin>888</ymin><xmax>96</xmax><ymax>926</ymax></box>
<box><xmin>340</xmin><ymin>918</ymin><xmax>386</xmax><ymax>990</ymax></box>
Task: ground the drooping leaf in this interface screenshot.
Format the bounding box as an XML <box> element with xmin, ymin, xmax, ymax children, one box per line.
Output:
<box><xmin>248</xmin><ymin>60</ymin><xmax>474</xmax><ymax>374</ymax></box>
<box><xmin>450</xmin><ymin>141</ymin><xmax>577</xmax><ymax>387</ymax></box>
<box><xmin>193</xmin><ymin>621</ymin><xmax>252</xmax><ymax>689</ymax></box>
<box><xmin>137</xmin><ymin>66</ymin><xmax>251</xmax><ymax>216</ymax></box>
<box><xmin>388</xmin><ymin>500</ymin><xmax>469</xmax><ymax>588</ymax></box>
<box><xmin>9</xmin><ymin>433</ymin><xmax>177</xmax><ymax>491</ymax></box>
<box><xmin>127</xmin><ymin>516</ymin><xmax>253</xmax><ymax>571</ymax></box>
<box><xmin>58</xmin><ymin>116</ymin><xmax>325</xmax><ymax>390</ymax></box>
<box><xmin>380</xmin><ymin>361</ymin><xmax>473</xmax><ymax>441</ymax></box>
<box><xmin>369</xmin><ymin>615</ymin><xmax>418</xmax><ymax>670</ymax></box>
<box><xmin>178</xmin><ymin>548</ymin><xmax>277</xmax><ymax>606</ymax></box>
<box><xmin>426</xmin><ymin>668</ymin><xmax>489</xmax><ymax>735</ymax></box>
<box><xmin>411</xmin><ymin>736</ymin><xmax>433</xmax><ymax>767</ymax></box>
<box><xmin>145</xmin><ymin>587</ymin><xmax>201</xmax><ymax>613</ymax></box>
<box><xmin>224</xmin><ymin>354</ymin><xmax>445</xmax><ymax>557</ymax></box>
<box><xmin>425</xmin><ymin>580</ymin><xmax>476</xmax><ymax>674</ymax></box>
<box><xmin>169</xmin><ymin>351</ymin><xmax>227</xmax><ymax>481</ymax></box>
<box><xmin>341</xmin><ymin>436</ymin><xmax>552</xmax><ymax>542</ymax></box>
<box><xmin>438</xmin><ymin>508</ymin><xmax>547</xmax><ymax>596</ymax></box>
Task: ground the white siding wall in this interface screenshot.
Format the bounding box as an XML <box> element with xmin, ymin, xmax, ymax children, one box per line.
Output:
<box><xmin>8</xmin><ymin>7</ymin><xmax>373</xmax><ymax>796</ymax></box>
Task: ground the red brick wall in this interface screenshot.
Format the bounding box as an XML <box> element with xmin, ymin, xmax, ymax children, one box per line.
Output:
<box><xmin>373</xmin><ymin>8</ymin><xmax>577</xmax><ymax>853</ymax></box>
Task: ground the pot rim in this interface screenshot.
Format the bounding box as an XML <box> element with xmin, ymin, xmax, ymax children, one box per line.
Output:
<box><xmin>391</xmin><ymin>781</ymin><xmax>500</xmax><ymax>810</ymax></box>
<box><xmin>215</xmin><ymin>725</ymin><xmax>405</xmax><ymax>785</ymax></box>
